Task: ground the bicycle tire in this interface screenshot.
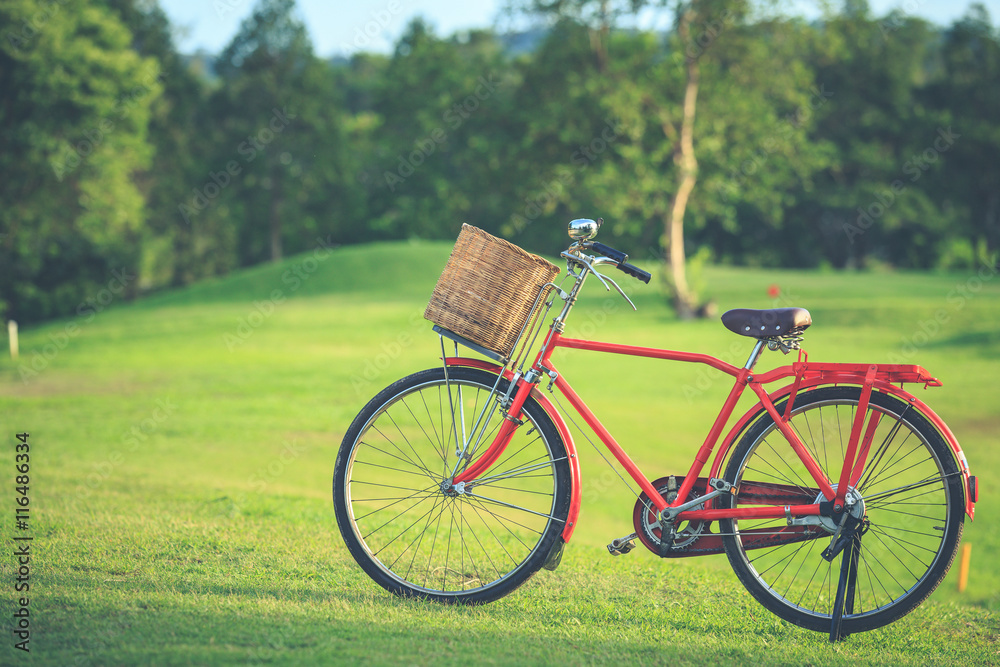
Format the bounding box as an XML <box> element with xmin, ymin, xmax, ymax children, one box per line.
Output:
<box><xmin>334</xmin><ymin>366</ymin><xmax>572</xmax><ymax>604</ymax></box>
<box><xmin>720</xmin><ymin>386</ymin><xmax>964</xmax><ymax>633</ymax></box>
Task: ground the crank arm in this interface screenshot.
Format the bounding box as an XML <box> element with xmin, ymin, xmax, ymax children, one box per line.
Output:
<box><xmin>662</xmin><ymin>483</ymin><xmax>730</xmax><ymax>522</ymax></box>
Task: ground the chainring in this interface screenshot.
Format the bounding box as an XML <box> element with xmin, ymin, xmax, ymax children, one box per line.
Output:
<box><xmin>633</xmin><ymin>475</ymin><xmax>708</xmax><ymax>555</ymax></box>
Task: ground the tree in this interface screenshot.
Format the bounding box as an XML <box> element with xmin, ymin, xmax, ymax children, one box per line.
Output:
<box><xmin>691</xmin><ymin>14</ymin><xmax>832</xmax><ymax>268</ymax></box>
<box><xmin>924</xmin><ymin>4</ymin><xmax>1000</xmax><ymax>266</ymax></box>
<box><xmin>798</xmin><ymin>2</ymin><xmax>949</xmax><ymax>269</ymax></box>
<box><xmin>505</xmin><ymin>1</ymin><xmax>826</xmax><ymax>316</ymax></box>
<box><xmin>213</xmin><ymin>0</ymin><xmax>312</xmax><ymax>263</ymax></box>
<box><xmin>0</xmin><ymin>0</ymin><xmax>160</xmax><ymax>321</ymax></box>
<box><xmin>364</xmin><ymin>21</ymin><xmax>515</xmax><ymax>243</ymax></box>
<box><xmin>102</xmin><ymin>0</ymin><xmax>221</xmax><ymax>288</ymax></box>
<box><xmin>205</xmin><ymin>0</ymin><xmax>361</xmax><ymax>265</ymax></box>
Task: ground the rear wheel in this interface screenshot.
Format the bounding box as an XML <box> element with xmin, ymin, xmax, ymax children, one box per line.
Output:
<box><xmin>334</xmin><ymin>367</ymin><xmax>572</xmax><ymax>603</ymax></box>
<box><xmin>721</xmin><ymin>386</ymin><xmax>964</xmax><ymax>633</ymax></box>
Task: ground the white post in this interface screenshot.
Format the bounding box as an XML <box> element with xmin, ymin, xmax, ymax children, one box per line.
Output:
<box><xmin>8</xmin><ymin>320</ymin><xmax>17</xmax><ymax>360</ymax></box>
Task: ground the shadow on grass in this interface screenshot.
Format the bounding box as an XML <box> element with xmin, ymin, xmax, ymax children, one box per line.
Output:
<box><xmin>924</xmin><ymin>329</ymin><xmax>1000</xmax><ymax>353</ymax></box>
<box><xmin>21</xmin><ymin>559</ymin><xmax>996</xmax><ymax>667</ymax></box>
<box><xmin>23</xmin><ymin>587</ymin><xmax>780</xmax><ymax>666</ymax></box>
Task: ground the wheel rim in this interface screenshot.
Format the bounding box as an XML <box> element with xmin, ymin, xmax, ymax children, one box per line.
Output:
<box><xmin>343</xmin><ymin>376</ymin><xmax>565</xmax><ymax>596</ymax></box>
<box><xmin>730</xmin><ymin>394</ymin><xmax>955</xmax><ymax>623</ymax></box>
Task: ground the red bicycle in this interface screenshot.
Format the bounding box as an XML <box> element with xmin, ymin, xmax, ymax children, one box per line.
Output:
<box><xmin>334</xmin><ymin>220</ymin><xmax>978</xmax><ymax>640</ymax></box>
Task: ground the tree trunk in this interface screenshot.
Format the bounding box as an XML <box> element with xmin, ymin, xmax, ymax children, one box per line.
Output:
<box><xmin>171</xmin><ymin>226</ymin><xmax>189</xmax><ymax>287</ymax></box>
<box><xmin>589</xmin><ymin>0</ymin><xmax>610</xmax><ymax>72</ymax></box>
<box><xmin>986</xmin><ymin>191</ymin><xmax>999</xmax><ymax>267</ymax></box>
<box><xmin>663</xmin><ymin>8</ymin><xmax>700</xmax><ymax>319</ymax></box>
<box><xmin>269</xmin><ymin>177</ymin><xmax>283</xmax><ymax>262</ymax></box>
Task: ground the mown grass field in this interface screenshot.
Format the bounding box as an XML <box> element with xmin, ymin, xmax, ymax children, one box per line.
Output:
<box><xmin>1</xmin><ymin>239</ymin><xmax>998</xmax><ymax>665</ymax></box>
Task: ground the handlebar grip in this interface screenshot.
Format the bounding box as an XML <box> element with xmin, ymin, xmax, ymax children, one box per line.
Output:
<box><xmin>589</xmin><ymin>242</ymin><xmax>628</xmax><ymax>264</ymax></box>
<box><xmin>618</xmin><ymin>262</ymin><xmax>651</xmax><ymax>284</ymax></box>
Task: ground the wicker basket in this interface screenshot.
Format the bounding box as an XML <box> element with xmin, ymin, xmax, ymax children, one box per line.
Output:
<box><xmin>425</xmin><ymin>225</ymin><xmax>561</xmax><ymax>359</ymax></box>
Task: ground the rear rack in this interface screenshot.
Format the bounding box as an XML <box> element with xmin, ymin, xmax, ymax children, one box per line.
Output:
<box><xmin>793</xmin><ymin>362</ymin><xmax>942</xmax><ymax>387</ymax></box>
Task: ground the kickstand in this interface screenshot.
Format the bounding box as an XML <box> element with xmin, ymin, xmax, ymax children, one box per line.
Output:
<box><xmin>829</xmin><ymin>531</ymin><xmax>861</xmax><ymax>642</ymax></box>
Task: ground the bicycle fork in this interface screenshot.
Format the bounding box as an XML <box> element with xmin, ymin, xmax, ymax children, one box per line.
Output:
<box><xmin>449</xmin><ymin>369</ymin><xmax>540</xmax><ymax>488</ymax></box>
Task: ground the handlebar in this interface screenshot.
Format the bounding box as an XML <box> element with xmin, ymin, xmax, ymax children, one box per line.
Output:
<box><xmin>583</xmin><ymin>242</ymin><xmax>652</xmax><ymax>284</ymax></box>
<box><xmin>589</xmin><ymin>242</ymin><xmax>628</xmax><ymax>265</ymax></box>
<box><xmin>618</xmin><ymin>261</ymin><xmax>651</xmax><ymax>284</ymax></box>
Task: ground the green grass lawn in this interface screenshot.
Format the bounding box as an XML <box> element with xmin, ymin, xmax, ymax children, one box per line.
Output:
<box><xmin>1</xmin><ymin>240</ymin><xmax>998</xmax><ymax>665</ymax></box>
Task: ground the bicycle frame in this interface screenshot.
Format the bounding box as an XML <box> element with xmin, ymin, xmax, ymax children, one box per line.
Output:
<box><xmin>447</xmin><ymin>330</ymin><xmax>977</xmax><ymax>544</ymax></box>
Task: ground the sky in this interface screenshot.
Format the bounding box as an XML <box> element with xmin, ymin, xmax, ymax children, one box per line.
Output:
<box><xmin>158</xmin><ymin>0</ymin><xmax>1000</xmax><ymax>58</ymax></box>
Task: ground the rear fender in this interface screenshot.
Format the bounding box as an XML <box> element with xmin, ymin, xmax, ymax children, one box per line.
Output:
<box><xmin>711</xmin><ymin>377</ymin><xmax>975</xmax><ymax>519</ymax></box>
<box><xmin>444</xmin><ymin>357</ymin><xmax>582</xmax><ymax>541</ymax></box>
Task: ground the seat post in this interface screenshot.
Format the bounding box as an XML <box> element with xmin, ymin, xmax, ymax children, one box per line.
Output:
<box><xmin>743</xmin><ymin>339</ymin><xmax>767</xmax><ymax>371</ymax></box>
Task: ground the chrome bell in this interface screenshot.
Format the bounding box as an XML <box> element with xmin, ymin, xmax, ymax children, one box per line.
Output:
<box><xmin>568</xmin><ymin>218</ymin><xmax>601</xmax><ymax>241</ymax></box>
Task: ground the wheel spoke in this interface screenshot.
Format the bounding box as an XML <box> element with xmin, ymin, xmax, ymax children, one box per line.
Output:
<box><xmin>352</xmin><ymin>487</ymin><xmax>440</xmax><ymax>522</ymax></box>
<box><xmin>396</xmin><ymin>493</ymin><xmax>449</xmax><ymax>576</ymax></box>
<box><xmin>469</xmin><ymin>456</ymin><xmax>566</xmax><ymax>488</ymax></box>
<box><xmin>365</xmin><ymin>428</ymin><xmax>440</xmax><ymax>482</ymax></box>
<box><xmin>464</xmin><ymin>491</ymin><xmax>565</xmax><ymax>525</ymax></box>
<box><xmin>383</xmin><ymin>412</ymin><xmax>438</xmax><ymax>480</ymax></box>
<box><xmin>862</xmin><ymin>473</ymin><xmax>957</xmax><ymax>505</ymax></box>
<box><xmin>463</xmin><ymin>497</ymin><xmax>525</xmax><ymax>566</ymax></box>
<box><xmin>368</xmin><ymin>493</ymin><xmax>450</xmax><ymax>555</ymax></box>
<box><xmin>464</xmin><ymin>494</ymin><xmax>553</xmax><ymax>564</ymax></box>
<box><xmin>353</xmin><ymin>456</ymin><xmax>439</xmax><ymax>481</ymax></box>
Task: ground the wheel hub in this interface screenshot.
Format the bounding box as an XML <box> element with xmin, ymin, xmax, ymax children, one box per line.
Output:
<box><xmin>441</xmin><ymin>480</ymin><xmax>466</xmax><ymax>497</ymax></box>
<box><xmin>815</xmin><ymin>485</ymin><xmax>865</xmax><ymax>533</ymax></box>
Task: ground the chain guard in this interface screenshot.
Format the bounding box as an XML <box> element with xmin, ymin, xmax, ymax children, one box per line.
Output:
<box><xmin>633</xmin><ymin>476</ymin><xmax>829</xmax><ymax>558</ymax></box>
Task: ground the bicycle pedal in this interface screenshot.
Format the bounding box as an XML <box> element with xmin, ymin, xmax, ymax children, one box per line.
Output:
<box><xmin>607</xmin><ymin>535</ymin><xmax>636</xmax><ymax>556</ymax></box>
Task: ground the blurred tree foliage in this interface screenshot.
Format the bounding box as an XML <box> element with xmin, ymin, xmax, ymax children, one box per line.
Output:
<box><xmin>1</xmin><ymin>0</ymin><xmax>998</xmax><ymax>322</ymax></box>
<box><xmin>206</xmin><ymin>0</ymin><xmax>361</xmax><ymax>265</ymax></box>
<box><xmin>924</xmin><ymin>5</ymin><xmax>1000</xmax><ymax>265</ymax></box>
<box><xmin>0</xmin><ymin>0</ymin><xmax>160</xmax><ymax>321</ymax></box>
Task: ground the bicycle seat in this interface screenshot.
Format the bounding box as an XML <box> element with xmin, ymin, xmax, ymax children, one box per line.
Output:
<box><xmin>721</xmin><ymin>307</ymin><xmax>812</xmax><ymax>338</ymax></box>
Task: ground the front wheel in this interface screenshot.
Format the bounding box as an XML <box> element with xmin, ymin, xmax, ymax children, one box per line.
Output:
<box><xmin>720</xmin><ymin>386</ymin><xmax>965</xmax><ymax>634</ymax></box>
<box><xmin>334</xmin><ymin>367</ymin><xmax>572</xmax><ymax>604</ymax></box>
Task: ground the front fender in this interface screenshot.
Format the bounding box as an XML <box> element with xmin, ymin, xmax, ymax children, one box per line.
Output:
<box><xmin>710</xmin><ymin>377</ymin><xmax>975</xmax><ymax>520</ymax></box>
<box><xmin>444</xmin><ymin>357</ymin><xmax>582</xmax><ymax>541</ymax></box>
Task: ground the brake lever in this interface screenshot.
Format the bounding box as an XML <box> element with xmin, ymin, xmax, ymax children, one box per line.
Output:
<box><xmin>593</xmin><ymin>268</ymin><xmax>637</xmax><ymax>311</ymax></box>
<box><xmin>561</xmin><ymin>249</ymin><xmax>586</xmax><ymax>278</ymax></box>
<box><xmin>562</xmin><ymin>252</ymin><xmax>637</xmax><ymax>311</ymax></box>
